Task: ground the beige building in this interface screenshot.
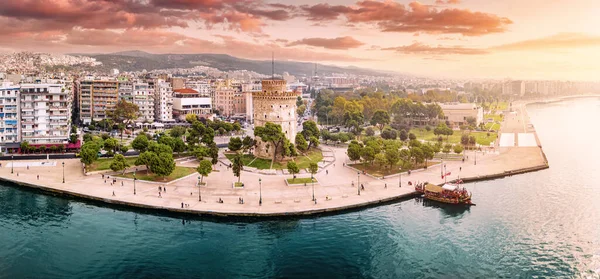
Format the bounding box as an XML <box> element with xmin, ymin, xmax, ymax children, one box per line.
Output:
<box><xmin>253</xmin><ymin>79</ymin><xmax>297</xmax><ymax>159</ymax></box>
<box><xmin>438</xmin><ymin>103</ymin><xmax>484</xmax><ymax>127</ymax></box>
<box><xmin>77</xmin><ymin>78</ymin><xmax>119</xmax><ymax>124</ymax></box>
<box><xmin>172</xmin><ymin>88</ymin><xmax>212</xmax><ymax>121</ymax></box>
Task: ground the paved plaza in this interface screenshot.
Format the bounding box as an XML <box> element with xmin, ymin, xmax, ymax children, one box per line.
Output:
<box><xmin>0</xmin><ymin>103</ymin><xmax>548</xmax><ymax>217</ymax></box>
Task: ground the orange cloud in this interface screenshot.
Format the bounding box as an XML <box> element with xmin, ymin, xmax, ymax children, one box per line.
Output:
<box><xmin>492</xmin><ymin>33</ymin><xmax>600</xmax><ymax>51</ymax></box>
<box><xmin>435</xmin><ymin>0</ymin><xmax>461</xmax><ymax>4</ymax></box>
<box><xmin>287</xmin><ymin>36</ymin><xmax>365</xmax><ymax>50</ymax></box>
<box><xmin>383</xmin><ymin>42</ymin><xmax>489</xmax><ymax>55</ymax></box>
<box><xmin>301</xmin><ymin>1</ymin><xmax>512</xmax><ymax>36</ymax></box>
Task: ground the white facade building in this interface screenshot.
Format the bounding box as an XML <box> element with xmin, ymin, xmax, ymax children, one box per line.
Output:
<box><xmin>0</xmin><ymin>82</ymin><xmax>20</xmax><ymax>149</ymax></box>
<box><xmin>172</xmin><ymin>89</ymin><xmax>212</xmax><ymax>121</ymax></box>
<box><xmin>154</xmin><ymin>80</ymin><xmax>174</xmax><ymax>122</ymax></box>
<box><xmin>133</xmin><ymin>81</ymin><xmax>155</xmax><ymax>122</ymax></box>
<box><xmin>20</xmin><ymin>83</ymin><xmax>71</xmax><ymax>144</ymax></box>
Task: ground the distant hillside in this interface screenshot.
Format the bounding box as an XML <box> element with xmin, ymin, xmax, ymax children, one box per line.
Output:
<box><xmin>80</xmin><ymin>51</ymin><xmax>390</xmax><ymax>77</ymax></box>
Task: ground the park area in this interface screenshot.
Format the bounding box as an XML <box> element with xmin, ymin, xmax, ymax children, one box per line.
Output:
<box><xmin>286</xmin><ymin>177</ymin><xmax>318</xmax><ymax>185</ymax></box>
<box><xmin>225</xmin><ymin>149</ymin><xmax>323</xmax><ymax>170</ymax></box>
<box><xmin>116</xmin><ymin>166</ymin><xmax>196</xmax><ymax>182</ymax></box>
<box><xmin>409</xmin><ymin>128</ymin><xmax>498</xmax><ymax>146</ymax></box>
<box><xmin>350</xmin><ymin>161</ymin><xmax>438</xmax><ymax>177</ymax></box>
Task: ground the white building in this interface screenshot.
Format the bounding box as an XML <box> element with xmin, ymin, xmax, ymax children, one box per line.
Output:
<box><xmin>133</xmin><ymin>81</ymin><xmax>155</xmax><ymax>122</ymax></box>
<box><xmin>438</xmin><ymin>103</ymin><xmax>484</xmax><ymax>127</ymax></box>
<box><xmin>20</xmin><ymin>83</ymin><xmax>71</xmax><ymax>145</ymax></box>
<box><xmin>0</xmin><ymin>82</ymin><xmax>20</xmax><ymax>152</ymax></box>
<box><xmin>172</xmin><ymin>88</ymin><xmax>212</xmax><ymax>121</ymax></box>
<box><xmin>154</xmin><ymin>80</ymin><xmax>174</xmax><ymax>122</ymax></box>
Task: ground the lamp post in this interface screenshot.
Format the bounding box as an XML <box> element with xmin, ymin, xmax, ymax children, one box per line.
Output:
<box><xmin>11</xmin><ymin>155</ymin><xmax>14</xmax><ymax>174</ymax></box>
<box><xmin>259</xmin><ymin>178</ymin><xmax>262</xmax><ymax>206</ymax></box>
<box><xmin>133</xmin><ymin>168</ymin><xmax>137</xmax><ymax>195</ymax></box>
<box><xmin>398</xmin><ymin>168</ymin><xmax>402</xmax><ymax>187</ymax></box>
<box><xmin>62</xmin><ymin>162</ymin><xmax>65</xmax><ymax>183</ymax></box>
<box><xmin>474</xmin><ymin>148</ymin><xmax>477</xmax><ymax>165</ymax></box>
<box><xmin>198</xmin><ymin>176</ymin><xmax>201</xmax><ymax>202</ymax></box>
<box><xmin>311</xmin><ymin>174</ymin><xmax>315</xmax><ymax>202</ymax></box>
<box><xmin>357</xmin><ymin>171</ymin><xmax>360</xmax><ymax>195</ymax></box>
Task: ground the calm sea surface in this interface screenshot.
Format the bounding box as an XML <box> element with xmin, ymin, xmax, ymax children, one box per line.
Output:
<box><xmin>1</xmin><ymin>98</ymin><xmax>599</xmax><ymax>278</ymax></box>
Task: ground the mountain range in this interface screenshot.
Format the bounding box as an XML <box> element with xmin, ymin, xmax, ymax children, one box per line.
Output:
<box><xmin>78</xmin><ymin>51</ymin><xmax>392</xmax><ymax>77</ymax></box>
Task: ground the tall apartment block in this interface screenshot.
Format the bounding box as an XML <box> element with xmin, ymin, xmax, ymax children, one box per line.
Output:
<box><xmin>20</xmin><ymin>84</ymin><xmax>71</xmax><ymax>144</ymax></box>
<box><xmin>133</xmin><ymin>82</ymin><xmax>155</xmax><ymax>122</ymax></box>
<box><xmin>155</xmin><ymin>80</ymin><xmax>174</xmax><ymax>122</ymax></box>
<box><xmin>77</xmin><ymin>79</ymin><xmax>119</xmax><ymax>124</ymax></box>
<box><xmin>0</xmin><ymin>82</ymin><xmax>20</xmax><ymax>152</ymax></box>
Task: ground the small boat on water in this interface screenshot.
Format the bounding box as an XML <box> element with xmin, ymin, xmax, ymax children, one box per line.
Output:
<box><xmin>414</xmin><ymin>182</ymin><xmax>474</xmax><ymax>206</ymax></box>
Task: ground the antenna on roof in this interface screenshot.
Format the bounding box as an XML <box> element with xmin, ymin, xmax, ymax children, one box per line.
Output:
<box><xmin>271</xmin><ymin>52</ymin><xmax>275</xmax><ymax>79</ymax></box>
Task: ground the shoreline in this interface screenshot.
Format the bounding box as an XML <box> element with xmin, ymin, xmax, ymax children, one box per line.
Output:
<box><xmin>0</xmin><ymin>95</ymin><xmax>563</xmax><ymax>218</ymax></box>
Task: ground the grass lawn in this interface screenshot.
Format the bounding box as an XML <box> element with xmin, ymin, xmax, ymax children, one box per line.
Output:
<box><xmin>350</xmin><ymin>161</ymin><xmax>438</xmax><ymax>177</ymax></box>
<box><xmin>117</xmin><ymin>166</ymin><xmax>196</xmax><ymax>182</ymax></box>
<box><xmin>225</xmin><ymin>149</ymin><xmax>323</xmax><ymax>170</ymax></box>
<box><xmin>484</xmin><ymin>122</ymin><xmax>501</xmax><ymax>131</ymax></box>
<box><xmin>88</xmin><ymin>157</ymin><xmax>138</xmax><ymax>172</ymax></box>
<box><xmin>409</xmin><ymin>129</ymin><xmax>498</xmax><ymax>146</ymax></box>
<box><xmin>234</xmin><ymin>182</ymin><xmax>244</xmax><ymax>187</ymax></box>
<box><xmin>286</xmin><ymin>177</ymin><xmax>318</xmax><ymax>184</ymax></box>
<box><xmin>484</xmin><ymin>113</ymin><xmax>504</xmax><ymax>122</ymax></box>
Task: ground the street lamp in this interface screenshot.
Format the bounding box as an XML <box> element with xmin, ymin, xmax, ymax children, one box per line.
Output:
<box><xmin>474</xmin><ymin>149</ymin><xmax>477</xmax><ymax>165</ymax></box>
<box><xmin>311</xmin><ymin>174</ymin><xmax>315</xmax><ymax>202</ymax></box>
<box><xmin>62</xmin><ymin>162</ymin><xmax>65</xmax><ymax>183</ymax></box>
<box><xmin>197</xmin><ymin>176</ymin><xmax>201</xmax><ymax>202</ymax></box>
<box><xmin>357</xmin><ymin>171</ymin><xmax>360</xmax><ymax>195</ymax></box>
<box><xmin>398</xmin><ymin>168</ymin><xmax>402</xmax><ymax>187</ymax></box>
<box><xmin>259</xmin><ymin>178</ymin><xmax>262</xmax><ymax>206</ymax></box>
<box><xmin>133</xmin><ymin>168</ymin><xmax>137</xmax><ymax>195</ymax></box>
<box><xmin>11</xmin><ymin>155</ymin><xmax>14</xmax><ymax>174</ymax></box>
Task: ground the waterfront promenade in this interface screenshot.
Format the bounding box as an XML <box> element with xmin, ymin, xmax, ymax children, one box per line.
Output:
<box><xmin>0</xmin><ymin>105</ymin><xmax>548</xmax><ymax>217</ymax></box>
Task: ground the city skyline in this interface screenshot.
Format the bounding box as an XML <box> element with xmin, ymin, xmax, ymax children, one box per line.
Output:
<box><xmin>1</xmin><ymin>0</ymin><xmax>600</xmax><ymax>80</ymax></box>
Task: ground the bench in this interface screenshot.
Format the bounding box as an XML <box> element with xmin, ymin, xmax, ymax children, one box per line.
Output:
<box><xmin>294</xmin><ymin>199</ymin><xmax>301</xmax><ymax>203</ymax></box>
<box><xmin>274</xmin><ymin>200</ymin><xmax>283</xmax><ymax>204</ymax></box>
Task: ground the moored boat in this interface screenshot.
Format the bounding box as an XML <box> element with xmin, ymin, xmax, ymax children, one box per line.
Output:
<box><xmin>415</xmin><ymin>182</ymin><xmax>474</xmax><ymax>205</ymax></box>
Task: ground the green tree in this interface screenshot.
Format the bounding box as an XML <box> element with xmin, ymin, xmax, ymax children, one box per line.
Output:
<box><xmin>254</xmin><ymin>122</ymin><xmax>286</xmax><ymax>161</ymax></box>
<box><xmin>381</xmin><ymin>128</ymin><xmax>397</xmax><ymax>140</ymax></box>
<box><xmin>173</xmin><ymin>138</ymin><xmax>186</xmax><ymax>153</ymax></box>
<box><xmin>109</xmin><ymin>99</ymin><xmax>139</xmax><ymax>141</ymax></box>
<box><xmin>232</xmin><ymin>122</ymin><xmax>242</xmax><ymax>132</ymax></box>
<box><xmin>421</xmin><ymin>144</ymin><xmax>435</xmax><ymax>167</ymax></box>
<box><xmin>295</xmin><ymin>134</ymin><xmax>308</xmax><ymax>152</ymax></box>
<box><xmin>370</xmin><ymin>110</ymin><xmax>390</xmax><ymax>132</ymax></box>
<box><xmin>309</xmin><ymin>136</ymin><xmax>320</xmax><ymax>149</ymax></box>
<box><xmin>104</xmin><ymin>137</ymin><xmax>118</xmax><ymax>152</ymax></box>
<box><xmin>242</xmin><ymin>136</ymin><xmax>255</xmax><ymax>154</ymax></box>
<box><xmin>297</xmin><ymin>104</ymin><xmax>306</xmax><ymax>117</ymax></box>
<box><xmin>135</xmin><ymin>151</ymin><xmax>157</xmax><ymax>173</ymax></box>
<box><xmin>110</xmin><ymin>154</ymin><xmax>129</xmax><ymax>174</ymax></box>
<box><xmin>308</xmin><ymin>162</ymin><xmax>319</xmax><ymax>176</ymax></box>
<box><xmin>170</xmin><ymin>126</ymin><xmax>187</xmax><ymax>138</ymax></box>
<box><xmin>410</xmin><ymin>146</ymin><xmax>425</xmax><ymax>165</ymax></box>
<box><xmin>228</xmin><ymin>137</ymin><xmax>243</xmax><ymax>152</ymax></box>
<box><xmin>150</xmin><ymin>152</ymin><xmax>175</xmax><ymax>179</ymax></box>
<box><xmin>399</xmin><ymin>129</ymin><xmax>408</xmax><ymax>141</ymax></box>
<box><xmin>209</xmin><ymin>143</ymin><xmax>219</xmax><ymax>167</ymax></box>
<box><xmin>365</xmin><ymin>127</ymin><xmax>375</xmax><ymax>136</ymax></box>
<box><xmin>158</xmin><ymin>135</ymin><xmax>176</xmax><ymax>150</ymax></box>
<box><xmin>287</xmin><ymin>161</ymin><xmax>300</xmax><ymax>181</ymax></box>
<box><xmin>80</xmin><ymin>143</ymin><xmax>100</xmax><ymax>167</ymax></box>
<box><xmin>374</xmin><ymin>153</ymin><xmax>387</xmax><ymax>168</ymax></box>
<box><xmin>196</xmin><ymin>159</ymin><xmax>212</xmax><ymax>185</ymax></box>
<box><xmin>385</xmin><ymin>147</ymin><xmax>401</xmax><ymax>169</ymax></box>
<box><xmin>83</xmin><ymin>133</ymin><xmax>93</xmax><ymax>143</ymax></box>
<box><xmin>453</xmin><ymin>145</ymin><xmax>464</xmax><ymax>154</ymax></box>
<box><xmin>361</xmin><ymin>146</ymin><xmax>376</xmax><ymax>165</ymax></box>
<box><xmin>296</xmin><ymin>96</ymin><xmax>303</xmax><ymax>107</ymax></box>
<box><xmin>347</xmin><ymin>142</ymin><xmax>363</xmax><ymax>162</ymax></box>
<box><xmin>408</xmin><ymin>133</ymin><xmax>417</xmax><ymax>140</ymax></box>
<box><xmin>442</xmin><ymin>144</ymin><xmax>452</xmax><ymax>156</ymax></box>
<box><xmin>302</xmin><ymin>121</ymin><xmax>320</xmax><ymax>141</ymax></box>
<box><xmin>185</xmin><ymin>113</ymin><xmax>198</xmax><ymax>124</ymax></box>
<box><xmin>232</xmin><ymin>154</ymin><xmax>243</xmax><ymax>183</ymax></box>
<box><xmin>131</xmin><ymin>134</ymin><xmax>149</xmax><ymax>152</ymax></box>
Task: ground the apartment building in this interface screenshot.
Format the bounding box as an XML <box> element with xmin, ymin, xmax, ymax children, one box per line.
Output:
<box><xmin>154</xmin><ymin>80</ymin><xmax>174</xmax><ymax>122</ymax></box>
<box><xmin>20</xmin><ymin>83</ymin><xmax>71</xmax><ymax>144</ymax></box>
<box><xmin>215</xmin><ymin>80</ymin><xmax>245</xmax><ymax>117</ymax></box>
<box><xmin>133</xmin><ymin>81</ymin><xmax>155</xmax><ymax>122</ymax></box>
<box><xmin>77</xmin><ymin>78</ymin><xmax>119</xmax><ymax>124</ymax></box>
<box><xmin>172</xmin><ymin>88</ymin><xmax>212</xmax><ymax>121</ymax></box>
<box><xmin>0</xmin><ymin>82</ymin><xmax>20</xmax><ymax>152</ymax></box>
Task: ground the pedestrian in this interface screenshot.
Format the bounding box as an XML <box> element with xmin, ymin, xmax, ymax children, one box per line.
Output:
<box><xmin>16</xmin><ymin>172</ymin><xmax>18</xmax><ymax>176</ymax></box>
<box><xmin>326</xmin><ymin>170</ymin><xmax>328</xmax><ymax>175</ymax></box>
<box><xmin>164</xmin><ymin>186</ymin><xmax>166</xmax><ymax>193</ymax></box>
<box><xmin>121</xmin><ymin>181</ymin><xmax>123</xmax><ymax>186</ymax></box>
<box><xmin>104</xmin><ymin>180</ymin><xmax>106</xmax><ymax>184</ymax></box>
<box><xmin>460</xmin><ymin>167</ymin><xmax>462</xmax><ymax>171</ymax></box>
<box><xmin>27</xmin><ymin>165</ymin><xmax>29</xmax><ymax>170</ymax></box>
<box><xmin>159</xmin><ymin>186</ymin><xmax>162</xmax><ymax>192</ymax></box>
<box><xmin>102</xmin><ymin>174</ymin><xmax>104</xmax><ymax>179</ymax></box>
<box><xmin>159</xmin><ymin>191</ymin><xmax>162</xmax><ymax>198</ymax></box>
<box><xmin>385</xmin><ymin>183</ymin><xmax>387</xmax><ymax>189</ymax></box>
<box><xmin>181</xmin><ymin>202</ymin><xmax>184</xmax><ymax>208</ymax></box>
<box><xmin>112</xmin><ymin>191</ymin><xmax>115</xmax><ymax>196</ymax></box>
<box><xmin>37</xmin><ymin>175</ymin><xmax>39</xmax><ymax>180</ymax></box>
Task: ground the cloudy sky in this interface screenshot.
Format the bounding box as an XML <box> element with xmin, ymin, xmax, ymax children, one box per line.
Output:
<box><xmin>1</xmin><ymin>0</ymin><xmax>600</xmax><ymax>80</ymax></box>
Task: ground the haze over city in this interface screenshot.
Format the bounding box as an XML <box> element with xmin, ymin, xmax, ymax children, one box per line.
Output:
<box><xmin>1</xmin><ymin>0</ymin><xmax>599</xmax><ymax>80</ymax></box>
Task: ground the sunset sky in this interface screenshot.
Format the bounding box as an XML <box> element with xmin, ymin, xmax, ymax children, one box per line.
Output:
<box><xmin>1</xmin><ymin>0</ymin><xmax>600</xmax><ymax>80</ymax></box>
